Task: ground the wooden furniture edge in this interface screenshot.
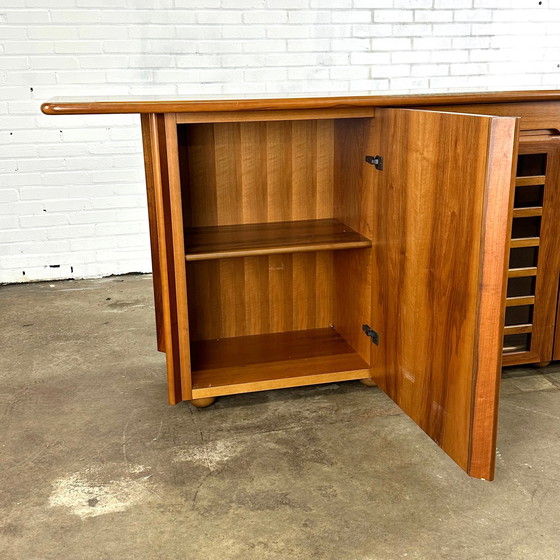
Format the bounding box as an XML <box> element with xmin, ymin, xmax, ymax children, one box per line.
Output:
<box><xmin>467</xmin><ymin>115</ymin><xmax>519</xmax><ymax>480</ymax></box>
<box><xmin>41</xmin><ymin>89</ymin><xmax>560</xmax><ymax>115</ymax></box>
<box><xmin>191</xmin><ymin>368</ymin><xmax>370</xmax><ymax>399</ymax></box>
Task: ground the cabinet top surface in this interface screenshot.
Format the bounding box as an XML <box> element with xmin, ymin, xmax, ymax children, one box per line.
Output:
<box><xmin>41</xmin><ymin>88</ymin><xmax>560</xmax><ymax>115</ymax></box>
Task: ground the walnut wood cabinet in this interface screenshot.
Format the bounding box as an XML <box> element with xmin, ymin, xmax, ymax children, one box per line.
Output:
<box><xmin>42</xmin><ymin>91</ymin><xmax>560</xmax><ymax>480</ymax></box>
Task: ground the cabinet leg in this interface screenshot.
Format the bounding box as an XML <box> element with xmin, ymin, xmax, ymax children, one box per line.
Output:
<box><xmin>360</xmin><ymin>378</ymin><xmax>377</xmax><ymax>387</ymax></box>
<box><xmin>533</xmin><ymin>361</ymin><xmax>551</xmax><ymax>368</ymax></box>
<box><xmin>190</xmin><ymin>397</ymin><xmax>216</xmax><ymax>408</ymax></box>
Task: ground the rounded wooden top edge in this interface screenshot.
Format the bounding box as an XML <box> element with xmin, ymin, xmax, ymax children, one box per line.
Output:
<box><xmin>41</xmin><ymin>89</ymin><xmax>560</xmax><ymax>115</ymax></box>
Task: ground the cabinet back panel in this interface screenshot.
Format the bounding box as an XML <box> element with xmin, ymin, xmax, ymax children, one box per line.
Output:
<box><xmin>186</xmin><ymin>252</ymin><xmax>334</xmax><ymax>340</ymax></box>
<box><xmin>179</xmin><ymin>120</ymin><xmax>335</xmax><ymax>227</ymax></box>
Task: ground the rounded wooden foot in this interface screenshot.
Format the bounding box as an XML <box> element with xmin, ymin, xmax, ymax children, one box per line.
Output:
<box><xmin>360</xmin><ymin>378</ymin><xmax>377</xmax><ymax>387</ymax></box>
<box><xmin>190</xmin><ymin>397</ymin><xmax>216</xmax><ymax>408</ymax></box>
<box><xmin>533</xmin><ymin>361</ymin><xmax>551</xmax><ymax>368</ymax></box>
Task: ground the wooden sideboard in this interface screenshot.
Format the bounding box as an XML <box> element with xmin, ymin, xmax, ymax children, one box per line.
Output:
<box><xmin>42</xmin><ymin>90</ymin><xmax>560</xmax><ymax>480</ymax></box>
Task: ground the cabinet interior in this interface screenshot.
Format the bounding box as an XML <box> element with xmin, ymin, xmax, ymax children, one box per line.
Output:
<box><xmin>177</xmin><ymin>118</ymin><xmax>373</xmax><ymax>395</ymax></box>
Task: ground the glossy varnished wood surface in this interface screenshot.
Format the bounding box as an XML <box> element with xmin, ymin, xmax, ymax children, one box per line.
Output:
<box><xmin>184</xmin><ymin>218</ymin><xmax>371</xmax><ymax>261</ymax></box>
<box><xmin>41</xmin><ymin>89</ymin><xmax>560</xmax><ymax>115</ymax></box>
<box><xmin>369</xmin><ymin>108</ymin><xmax>517</xmax><ymax>479</ymax></box>
<box><xmin>190</xmin><ymin>327</ymin><xmax>369</xmax><ymax>398</ymax></box>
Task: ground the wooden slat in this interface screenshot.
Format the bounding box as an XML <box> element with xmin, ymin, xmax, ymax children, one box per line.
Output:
<box><xmin>502</xmin><ymin>351</ymin><xmax>540</xmax><ymax>366</ymax></box>
<box><xmin>515</xmin><ymin>175</ymin><xmax>545</xmax><ymax>186</ymax></box>
<box><xmin>184</xmin><ymin>218</ymin><xmax>371</xmax><ymax>261</ymax></box>
<box><xmin>506</xmin><ymin>296</ymin><xmax>535</xmax><ymax>307</ymax></box>
<box><xmin>510</xmin><ymin>237</ymin><xmax>540</xmax><ymax>248</ymax></box>
<box><xmin>504</xmin><ymin>324</ymin><xmax>533</xmax><ymax>335</ymax></box>
<box><xmin>512</xmin><ymin>207</ymin><xmax>543</xmax><ymax>218</ymax></box>
<box><xmin>508</xmin><ymin>267</ymin><xmax>537</xmax><ymax>278</ymax></box>
<box><xmin>190</xmin><ymin>327</ymin><xmax>369</xmax><ymax>398</ymax></box>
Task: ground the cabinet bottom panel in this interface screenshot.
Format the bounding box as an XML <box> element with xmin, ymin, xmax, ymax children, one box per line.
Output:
<box><xmin>190</xmin><ymin>327</ymin><xmax>370</xmax><ymax>398</ymax></box>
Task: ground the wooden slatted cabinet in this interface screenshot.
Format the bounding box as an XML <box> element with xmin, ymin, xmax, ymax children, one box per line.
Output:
<box><xmin>503</xmin><ymin>138</ymin><xmax>560</xmax><ymax>366</ymax></box>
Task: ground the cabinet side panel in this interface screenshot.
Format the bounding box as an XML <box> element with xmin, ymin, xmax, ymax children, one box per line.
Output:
<box><xmin>140</xmin><ymin>114</ymin><xmax>165</xmax><ymax>353</ymax></box>
<box><xmin>153</xmin><ymin>114</ymin><xmax>192</xmax><ymax>403</ymax></box>
<box><xmin>333</xmin><ymin>118</ymin><xmax>374</xmax><ymax>364</ymax></box>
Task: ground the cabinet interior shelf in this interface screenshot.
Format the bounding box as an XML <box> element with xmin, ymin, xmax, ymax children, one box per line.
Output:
<box><xmin>184</xmin><ymin>218</ymin><xmax>371</xmax><ymax>261</ymax></box>
<box><xmin>190</xmin><ymin>327</ymin><xmax>370</xmax><ymax>399</ymax></box>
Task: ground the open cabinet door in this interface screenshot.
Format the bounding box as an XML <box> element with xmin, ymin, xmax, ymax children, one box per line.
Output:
<box><xmin>370</xmin><ymin>108</ymin><xmax>519</xmax><ymax>480</ymax></box>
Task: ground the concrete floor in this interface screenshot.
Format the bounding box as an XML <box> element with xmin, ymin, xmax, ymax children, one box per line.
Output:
<box><xmin>1</xmin><ymin>275</ymin><xmax>560</xmax><ymax>560</ymax></box>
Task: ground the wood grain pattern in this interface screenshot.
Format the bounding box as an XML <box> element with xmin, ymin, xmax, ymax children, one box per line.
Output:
<box><xmin>332</xmin><ymin>118</ymin><xmax>374</xmax><ymax>364</ymax></box>
<box><xmin>41</xmin><ymin>90</ymin><xmax>560</xmax><ymax>115</ymax></box>
<box><xmin>181</xmin><ymin>121</ymin><xmax>334</xmax><ymax>227</ymax></box>
<box><xmin>369</xmin><ymin>108</ymin><xmax>517</xmax><ymax>479</ymax></box>
<box><xmin>184</xmin><ymin>218</ymin><xmax>371</xmax><ymax>261</ymax></box>
<box><xmin>140</xmin><ymin>114</ymin><xmax>165</xmax><ymax>353</ymax></box>
<box><xmin>190</xmin><ymin>328</ymin><xmax>369</xmax><ymax>398</ymax></box>
<box><xmin>149</xmin><ymin>113</ymin><xmax>192</xmax><ymax>404</ymax></box>
<box><xmin>186</xmin><ymin>252</ymin><xmax>334</xmax><ymax>341</ymax></box>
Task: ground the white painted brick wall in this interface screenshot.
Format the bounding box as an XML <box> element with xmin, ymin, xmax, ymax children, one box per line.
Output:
<box><xmin>1</xmin><ymin>0</ymin><xmax>559</xmax><ymax>283</ymax></box>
